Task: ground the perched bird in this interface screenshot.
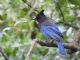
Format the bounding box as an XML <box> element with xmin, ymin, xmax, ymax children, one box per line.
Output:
<box><xmin>35</xmin><ymin>10</ymin><xmax>66</xmax><ymax>56</ymax></box>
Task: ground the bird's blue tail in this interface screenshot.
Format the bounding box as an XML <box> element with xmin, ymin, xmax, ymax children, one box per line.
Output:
<box><xmin>57</xmin><ymin>42</ymin><xmax>66</xmax><ymax>56</ymax></box>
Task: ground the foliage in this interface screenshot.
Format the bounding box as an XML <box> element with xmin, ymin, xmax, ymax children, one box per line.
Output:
<box><xmin>0</xmin><ymin>0</ymin><xmax>80</xmax><ymax>60</ymax></box>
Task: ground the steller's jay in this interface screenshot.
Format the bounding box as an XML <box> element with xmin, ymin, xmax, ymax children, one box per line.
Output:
<box><xmin>35</xmin><ymin>10</ymin><xmax>66</xmax><ymax>56</ymax></box>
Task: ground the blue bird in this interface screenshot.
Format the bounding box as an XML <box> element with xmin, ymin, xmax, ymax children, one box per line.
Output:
<box><xmin>35</xmin><ymin>10</ymin><xmax>66</xmax><ymax>56</ymax></box>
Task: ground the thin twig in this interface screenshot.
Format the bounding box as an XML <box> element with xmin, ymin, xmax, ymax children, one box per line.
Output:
<box><xmin>54</xmin><ymin>0</ymin><xmax>65</xmax><ymax>21</ymax></box>
<box><xmin>27</xmin><ymin>2</ymin><xmax>38</xmax><ymax>16</ymax></box>
<box><xmin>56</xmin><ymin>21</ymin><xmax>79</xmax><ymax>30</ymax></box>
<box><xmin>23</xmin><ymin>0</ymin><xmax>39</xmax><ymax>16</ymax></box>
<box><xmin>0</xmin><ymin>46</ymin><xmax>9</xmax><ymax>60</ymax></box>
<box><xmin>25</xmin><ymin>39</ymin><xmax>37</xmax><ymax>60</ymax></box>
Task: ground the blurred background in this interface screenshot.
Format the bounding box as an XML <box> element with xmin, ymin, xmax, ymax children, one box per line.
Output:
<box><xmin>0</xmin><ymin>0</ymin><xmax>80</xmax><ymax>60</ymax></box>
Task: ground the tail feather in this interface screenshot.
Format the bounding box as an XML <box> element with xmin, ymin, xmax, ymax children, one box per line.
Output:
<box><xmin>57</xmin><ymin>42</ymin><xmax>66</xmax><ymax>56</ymax></box>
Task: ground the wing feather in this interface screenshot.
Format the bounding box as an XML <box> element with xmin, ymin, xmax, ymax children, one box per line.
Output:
<box><xmin>40</xmin><ymin>25</ymin><xmax>62</xmax><ymax>42</ymax></box>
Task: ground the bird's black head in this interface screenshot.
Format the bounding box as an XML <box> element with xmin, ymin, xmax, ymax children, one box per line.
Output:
<box><xmin>35</xmin><ymin>10</ymin><xmax>47</xmax><ymax>23</ymax></box>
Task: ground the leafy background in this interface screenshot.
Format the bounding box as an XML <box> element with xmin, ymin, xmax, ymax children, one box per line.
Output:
<box><xmin>0</xmin><ymin>0</ymin><xmax>80</xmax><ymax>60</ymax></box>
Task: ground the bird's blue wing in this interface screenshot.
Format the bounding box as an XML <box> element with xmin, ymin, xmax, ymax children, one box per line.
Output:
<box><xmin>49</xmin><ymin>25</ymin><xmax>63</xmax><ymax>38</ymax></box>
<box><xmin>39</xmin><ymin>25</ymin><xmax>61</xmax><ymax>42</ymax></box>
<box><xmin>39</xmin><ymin>25</ymin><xmax>50</xmax><ymax>40</ymax></box>
<box><xmin>42</xmin><ymin>20</ymin><xmax>63</xmax><ymax>37</ymax></box>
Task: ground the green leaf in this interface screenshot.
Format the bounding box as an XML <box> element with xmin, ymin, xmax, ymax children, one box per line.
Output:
<box><xmin>68</xmin><ymin>0</ymin><xmax>80</xmax><ymax>7</ymax></box>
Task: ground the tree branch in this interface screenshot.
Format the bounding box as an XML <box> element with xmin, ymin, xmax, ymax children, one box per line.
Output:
<box><xmin>37</xmin><ymin>40</ymin><xmax>78</xmax><ymax>50</ymax></box>
<box><xmin>54</xmin><ymin>1</ymin><xmax>65</xmax><ymax>21</ymax></box>
<box><xmin>25</xmin><ymin>39</ymin><xmax>37</xmax><ymax>60</ymax></box>
<box><xmin>37</xmin><ymin>40</ymin><xmax>79</xmax><ymax>54</ymax></box>
<box><xmin>0</xmin><ymin>46</ymin><xmax>9</xmax><ymax>60</ymax></box>
<box><xmin>56</xmin><ymin>21</ymin><xmax>79</xmax><ymax>30</ymax></box>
